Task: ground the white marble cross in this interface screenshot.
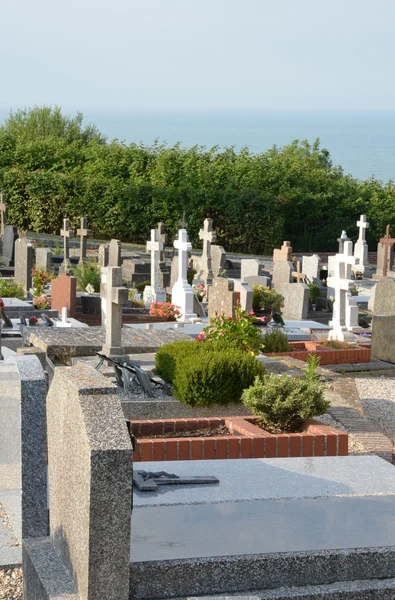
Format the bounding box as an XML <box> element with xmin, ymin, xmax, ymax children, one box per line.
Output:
<box><xmin>174</xmin><ymin>229</ymin><xmax>192</xmax><ymax>283</ymax></box>
<box><xmin>357</xmin><ymin>215</ymin><xmax>369</xmax><ymax>242</ymax></box>
<box><xmin>77</xmin><ymin>216</ymin><xmax>92</xmax><ymax>264</ymax></box>
<box><xmin>172</xmin><ymin>229</ymin><xmax>196</xmax><ymax>321</ymax></box>
<box><xmin>353</xmin><ymin>215</ymin><xmax>370</xmax><ymax>274</ymax></box>
<box><xmin>198</xmin><ymin>218</ymin><xmax>216</xmax><ymax>285</ymax></box>
<box><xmin>0</xmin><ymin>192</ymin><xmax>7</xmax><ymax>238</ymax></box>
<box><xmin>147</xmin><ymin>229</ymin><xmax>163</xmax><ymax>289</ymax></box>
<box><xmin>327</xmin><ymin>241</ymin><xmax>358</xmax><ymax>341</ymax></box>
<box><xmin>101</xmin><ymin>266</ymin><xmax>128</xmax><ymax>355</ymax></box>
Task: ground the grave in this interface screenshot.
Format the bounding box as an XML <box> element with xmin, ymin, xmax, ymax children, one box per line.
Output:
<box><xmin>51</xmin><ymin>273</ymin><xmax>77</xmax><ymax>318</ymax></box>
<box><xmin>98</xmin><ymin>243</ymin><xmax>109</xmax><ymax>268</ymax></box>
<box><xmin>273</xmin><ymin>240</ymin><xmax>292</xmax><ymax>263</ymax></box>
<box><xmin>59</xmin><ymin>218</ymin><xmax>72</xmax><ymax>275</ymax></box>
<box><xmin>76</xmin><ymin>216</ymin><xmax>92</xmax><ymax>263</ymax></box>
<box><xmin>373</xmin><ymin>224</ymin><xmax>395</xmax><ymax>280</ymax></box>
<box><xmin>195</xmin><ymin>218</ymin><xmax>216</xmax><ymax>285</ymax></box>
<box><xmin>14</xmin><ymin>237</ymin><xmax>34</xmax><ymax>292</ymax></box>
<box><xmin>207</xmin><ymin>277</ymin><xmax>239</xmax><ymax>320</ymax></box>
<box><xmin>143</xmin><ymin>229</ymin><xmax>166</xmax><ymax>307</ymax></box>
<box><xmin>2</xmin><ymin>225</ymin><xmax>18</xmax><ymax>267</ymax></box>
<box><xmin>231</xmin><ymin>279</ymin><xmax>253</xmax><ymax>312</ymax></box>
<box><xmin>122</xmin><ymin>259</ymin><xmax>150</xmax><ymax>285</ymax></box>
<box><xmin>211</xmin><ymin>244</ymin><xmax>226</xmax><ymax>276</ymax></box>
<box><xmin>302</xmin><ymin>253</ymin><xmax>320</xmax><ymax>283</ymax></box>
<box><xmin>327</xmin><ymin>241</ymin><xmax>359</xmax><ymax>341</ymax></box>
<box><xmin>157</xmin><ymin>221</ymin><xmax>167</xmax><ymax>262</ymax></box>
<box><xmin>272</xmin><ymin>259</ymin><xmax>292</xmax><ymax>290</ymax></box>
<box><xmin>370</xmin><ymin>277</ymin><xmax>395</xmax><ymax>315</ymax></box>
<box><xmin>337</xmin><ymin>230</ymin><xmax>350</xmax><ymax>253</ymax></box>
<box><xmin>101</xmin><ymin>266</ymin><xmax>129</xmax><ymax>355</ymax></box>
<box><xmin>35</xmin><ymin>247</ymin><xmax>52</xmax><ymax>271</ymax></box>
<box><xmin>371</xmin><ymin>314</ymin><xmax>395</xmax><ymax>364</ymax></box>
<box><xmin>108</xmin><ymin>238</ymin><xmax>122</xmax><ymax>266</ymax></box>
<box><xmin>0</xmin><ymin>191</ymin><xmax>7</xmax><ymax>238</ymax></box>
<box><xmin>240</xmin><ymin>257</ymin><xmax>265</xmax><ymax>280</ymax></box>
<box><xmin>171</xmin><ymin>229</ymin><xmax>197</xmax><ymax>321</ymax></box>
<box><xmin>353</xmin><ymin>214</ymin><xmax>369</xmax><ymax>274</ymax></box>
<box><xmin>281</xmin><ymin>282</ymin><xmax>309</xmax><ymax>320</ymax></box>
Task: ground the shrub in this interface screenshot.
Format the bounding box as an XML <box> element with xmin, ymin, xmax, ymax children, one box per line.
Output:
<box><xmin>136</xmin><ymin>279</ymin><xmax>151</xmax><ymax>294</ymax></box>
<box><xmin>187</xmin><ymin>268</ymin><xmax>196</xmax><ymax>285</ymax></box>
<box><xmin>252</xmin><ymin>286</ymin><xmax>283</xmax><ymax>314</ymax></box>
<box><xmin>262</xmin><ymin>329</ymin><xmax>290</xmax><ymax>353</ymax></box>
<box><xmin>31</xmin><ymin>267</ymin><xmax>53</xmax><ymax>296</ymax></box>
<box><xmin>242</xmin><ymin>363</ymin><xmax>329</xmax><ymax>433</ymax></box>
<box><xmin>203</xmin><ymin>304</ymin><xmax>264</xmax><ymax>354</ymax></box>
<box><xmin>155</xmin><ymin>339</ymin><xmax>226</xmax><ymax>383</ymax></box>
<box><xmin>173</xmin><ymin>347</ymin><xmax>265</xmax><ymax>406</ymax></box>
<box><xmin>307</xmin><ymin>283</ymin><xmax>321</xmax><ymax>304</ymax></box>
<box><xmin>73</xmin><ymin>260</ymin><xmax>101</xmax><ymax>292</ymax></box>
<box><xmin>0</xmin><ymin>276</ymin><xmax>25</xmax><ymax>299</ymax></box>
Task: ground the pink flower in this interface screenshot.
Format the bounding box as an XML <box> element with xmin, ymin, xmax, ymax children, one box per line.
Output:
<box><xmin>0</xmin><ymin>298</ymin><xmax>4</xmax><ymax>310</ymax></box>
<box><xmin>227</xmin><ymin>316</ymin><xmax>232</xmax><ymax>321</ymax></box>
<box><xmin>248</xmin><ymin>310</ymin><xmax>255</xmax><ymax>316</ymax></box>
<box><xmin>258</xmin><ymin>316</ymin><xmax>267</xmax><ymax>323</ymax></box>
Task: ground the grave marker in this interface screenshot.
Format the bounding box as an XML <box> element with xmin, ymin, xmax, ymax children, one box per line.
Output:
<box><xmin>327</xmin><ymin>241</ymin><xmax>359</xmax><ymax>341</ymax></box>
<box><xmin>77</xmin><ymin>216</ymin><xmax>92</xmax><ymax>264</ymax></box>
<box><xmin>0</xmin><ymin>191</ymin><xmax>7</xmax><ymax>238</ymax></box>
<box><xmin>108</xmin><ymin>239</ymin><xmax>122</xmax><ymax>266</ymax></box>
<box><xmin>241</xmin><ymin>258</ymin><xmax>264</xmax><ymax>281</ymax></box>
<box><xmin>171</xmin><ymin>229</ymin><xmax>196</xmax><ymax>321</ymax></box>
<box><xmin>98</xmin><ymin>244</ymin><xmax>109</xmax><ymax>268</ymax></box>
<box><xmin>353</xmin><ymin>215</ymin><xmax>369</xmax><ymax>274</ymax></box>
<box><xmin>291</xmin><ymin>261</ymin><xmax>307</xmax><ymax>283</ymax></box>
<box><xmin>272</xmin><ymin>260</ymin><xmax>292</xmax><ymax>290</ymax></box>
<box><xmin>157</xmin><ymin>222</ymin><xmax>167</xmax><ymax>262</ymax></box>
<box><xmin>101</xmin><ymin>266</ymin><xmax>128</xmax><ymax>355</ymax></box>
<box><xmin>302</xmin><ymin>254</ymin><xmax>320</xmax><ymax>282</ymax></box>
<box><xmin>273</xmin><ymin>240</ymin><xmax>292</xmax><ymax>263</ymax></box>
<box><xmin>337</xmin><ymin>230</ymin><xmax>350</xmax><ymax>254</ymax></box>
<box><xmin>51</xmin><ymin>273</ymin><xmax>77</xmax><ymax>318</ymax></box>
<box><xmin>2</xmin><ymin>224</ymin><xmax>18</xmax><ymax>266</ymax></box>
<box><xmin>207</xmin><ymin>277</ymin><xmax>239</xmax><ymax>320</ymax></box>
<box><xmin>35</xmin><ymin>247</ymin><xmax>52</xmax><ymax>271</ymax></box>
<box><xmin>281</xmin><ymin>282</ymin><xmax>309</xmax><ymax>320</ymax></box>
<box><xmin>14</xmin><ymin>237</ymin><xmax>34</xmax><ymax>292</ymax></box>
<box><xmin>143</xmin><ymin>229</ymin><xmax>166</xmax><ymax>306</ymax></box>
<box><xmin>197</xmin><ymin>218</ymin><xmax>216</xmax><ymax>285</ymax></box>
<box><xmin>60</xmin><ymin>218</ymin><xmax>72</xmax><ymax>274</ymax></box>
<box><xmin>379</xmin><ymin>225</ymin><xmax>395</xmax><ymax>278</ymax></box>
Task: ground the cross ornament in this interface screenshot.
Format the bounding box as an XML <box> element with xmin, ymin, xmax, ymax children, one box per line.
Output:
<box><xmin>101</xmin><ymin>266</ymin><xmax>128</xmax><ymax>355</ymax></box>
<box><xmin>199</xmin><ymin>218</ymin><xmax>216</xmax><ymax>284</ymax></box>
<box><xmin>291</xmin><ymin>261</ymin><xmax>306</xmax><ymax>283</ymax></box>
<box><xmin>178</xmin><ymin>212</ymin><xmax>188</xmax><ymax>229</ymax></box>
<box><xmin>60</xmin><ymin>218</ymin><xmax>73</xmax><ymax>272</ymax></box>
<box><xmin>357</xmin><ymin>215</ymin><xmax>369</xmax><ymax>242</ymax></box>
<box><xmin>380</xmin><ymin>224</ymin><xmax>395</xmax><ymax>277</ymax></box>
<box><xmin>0</xmin><ymin>192</ymin><xmax>7</xmax><ymax>239</ymax></box>
<box><xmin>174</xmin><ymin>229</ymin><xmax>192</xmax><ymax>283</ymax></box>
<box><xmin>77</xmin><ymin>216</ymin><xmax>92</xmax><ymax>264</ymax></box>
<box><xmin>146</xmin><ymin>229</ymin><xmax>164</xmax><ymax>288</ymax></box>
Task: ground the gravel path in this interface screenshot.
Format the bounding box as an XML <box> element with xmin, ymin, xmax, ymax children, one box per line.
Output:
<box><xmin>356</xmin><ymin>377</ymin><xmax>395</xmax><ymax>441</ymax></box>
<box><xmin>314</xmin><ymin>413</ymin><xmax>370</xmax><ymax>455</ymax></box>
<box><xmin>0</xmin><ymin>568</ymin><xmax>22</xmax><ymax>599</ymax></box>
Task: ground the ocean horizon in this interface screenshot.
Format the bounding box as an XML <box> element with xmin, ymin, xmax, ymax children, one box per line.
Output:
<box><xmin>1</xmin><ymin>108</ymin><xmax>394</xmax><ymax>183</ymax></box>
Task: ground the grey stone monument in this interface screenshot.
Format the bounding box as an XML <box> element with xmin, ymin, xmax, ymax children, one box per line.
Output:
<box><xmin>374</xmin><ymin>239</ymin><xmax>395</xmax><ymax>280</ymax></box>
<box><xmin>101</xmin><ymin>266</ymin><xmax>128</xmax><ymax>355</ymax></box>
<box><xmin>371</xmin><ymin>277</ymin><xmax>395</xmax><ymax>315</ymax></box>
<box><xmin>302</xmin><ymin>254</ymin><xmax>320</xmax><ymax>283</ymax></box>
<box><xmin>2</xmin><ymin>225</ymin><xmax>18</xmax><ymax>266</ymax></box>
<box><xmin>108</xmin><ymin>239</ymin><xmax>122</xmax><ymax>267</ymax></box>
<box><xmin>371</xmin><ymin>314</ymin><xmax>395</xmax><ymax>364</ymax></box>
<box><xmin>35</xmin><ymin>247</ymin><xmax>52</xmax><ymax>271</ymax></box>
<box><xmin>207</xmin><ymin>277</ymin><xmax>238</xmax><ymax>320</ymax></box>
<box><xmin>77</xmin><ymin>216</ymin><xmax>92</xmax><ymax>264</ymax></box>
<box><xmin>197</xmin><ymin>218</ymin><xmax>216</xmax><ymax>285</ymax></box>
<box><xmin>272</xmin><ymin>260</ymin><xmax>293</xmax><ymax>290</ymax></box>
<box><xmin>157</xmin><ymin>221</ymin><xmax>167</xmax><ymax>263</ymax></box>
<box><xmin>241</xmin><ymin>258</ymin><xmax>264</xmax><ymax>281</ymax></box>
<box><xmin>281</xmin><ymin>282</ymin><xmax>310</xmax><ymax>320</ymax></box>
<box><xmin>59</xmin><ymin>218</ymin><xmax>73</xmax><ymax>275</ymax></box>
<box><xmin>98</xmin><ymin>243</ymin><xmax>109</xmax><ymax>268</ymax></box>
<box><xmin>23</xmin><ymin>363</ymin><xmax>133</xmax><ymax>600</ymax></box>
<box><xmin>211</xmin><ymin>244</ymin><xmax>226</xmax><ymax>277</ymax></box>
<box><xmin>232</xmin><ymin>279</ymin><xmax>253</xmax><ymax>312</ymax></box>
<box><xmin>14</xmin><ymin>237</ymin><xmax>34</xmax><ymax>292</ymax></box>
<box><xmin>244</xmin><ymin>275</ymin><xmax>271</xmax><ymax>288</ymax></box>
<box><xmin>143</xmin><ymin>229</ymin><xmax>166</xmax><ymax>306</ymax></box>
<box><xmin>0</xmin><ymin>191</ymin><xmax>7</xmax><ymax>238</ymax></box>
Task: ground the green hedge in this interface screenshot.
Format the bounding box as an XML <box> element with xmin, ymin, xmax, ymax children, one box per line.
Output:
<box><xmin>155</xmin><ymin>340</ymin><xmax>225</xmax><ymax>383</ymax></box>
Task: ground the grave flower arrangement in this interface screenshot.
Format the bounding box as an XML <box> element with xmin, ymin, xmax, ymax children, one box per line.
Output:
<box><xmin>31</xmin><ymin>268</ymin><xmax>52</xmax><ymax>297</ymax></box>
<box><xmin>149</xmin><ymin>302</ymin><xmax>181</xmax><ymax>321</ymax></box>
<box><xmin>203</xmin><ymin>304</ymin><xmax>264</xmax><ymax>355</ymax></box>
<box><xmin>33</xmin><ymin>295</ymin><xmax>51</xmax><ymax>310</ymax></box>
<box><xmin>28</xmin><ymin>315</ymin><xmax>38</xmax><ymax>326</ymax></box>
<box><xmin>192</xmin><ymin>282</ymin><xmax>206</xmax><ymax>301</ymax></box>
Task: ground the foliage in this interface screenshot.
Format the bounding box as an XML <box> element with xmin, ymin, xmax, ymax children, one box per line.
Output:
<box><xmin>303</xmin><ymin>354</ymin><xmax>321</xmax><ymax>382</ymax></box>
<box><xmin>72</xmin><ymin>260</ymin><xmax>101</xmax><ymax>292</ymax></box>
<box><xmin>155</xmin><ymin>340</ymin><xmax>225</xmax><ymax>383</ymax></box>
<box><xmin>2</xmin><ymin>106</ymin><xmax>393</xmax><ymax>255</ymax></box>
<box><xmin>54</xmin><ymin>240</ymin><xmax>62</xmax><ymax>255</ymax></box>
<box><xmin>252</xmin><ymin>285</ymin><xmax>284</xmax><ymax>314</ymax></box>
<box><xmin>128</xmin><ymin>287</ymin><xmax>145</xmax><ymax>308</ymax></box>
<box><xmin>136</xmin><ymin>280</ymin><xmax>151</xmax><ymax>294</ymax></box>
<box><xmin>262</xmin><ymin>329</ymin><xmax>290</xmax><ymax>353</ymax></box>
<box><xmin>31</xmin><ymin>267</ymin><xmax>52</xmax><ymax>296</ymax></box>
<box><xmin>0</xmin><ymin>276</ymin><xmax>25</xmax><ymax>299</ymax></box>
<box><xmin>319</xmin><ymin>340</ymin><xmax>351</xmax><ymax>349</ymax></box>
<box><xmin>203</xmin><ymin>305</ymin><xmax>264</xmax><ymax>354</ymax></box>
<box><xmin>187</xmin><ymin>268</ymin><xmax>196</xmax><ymax>286</ymax></box>
<box><xmin>242</xmin><ymin>371</ymin><xmax>329</xmax><ymax>433</ymax></box>
<box><xmin>149</xmin><ymin>302</ymin><xmax>181</xmax><ymax>321</ymax></box>
<box><xmin>173</xmin><ymin>347</ymin><xmax>265</xmax><ymax>406</ymax></box>
<box><xmin>307</xmin><ymin>283</ymin><xmax>321</xmax><ymax>304</ymax></box>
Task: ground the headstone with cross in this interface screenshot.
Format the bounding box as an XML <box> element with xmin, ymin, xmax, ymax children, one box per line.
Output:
<box><xmin>353</xmin><ymin>215</ymin><xmax>369</xmax><ymax>274</ymax></box>
<box><xmin>77</xmin><ymin>216</ymin><xmax>92</xmax><ymax>264</ymax></box>
<box><xmin>337</xmin><ymin>230</ymin><xmax>350</xmax><ymax>254</ymax></box>
<box><xmin>273</xmin><ymin>241</ymin><xmax>292</xmax><ymax>263</ymax></box>
<box><xmin>157</xmin><ymin>222</ymin><xmax>167</xmax><ymax>263</ymax></box>
<box><xmin>327</xmin><ymin>240</ymin><xmax>359</xmax><ymax>341</ymax></box>
<box><xmin>59</xmin><ymin>218</ymin><xmax>73</xmax><ymax>274</ymax></box>
<box><xmin>178</xmin><ymin>212</ymin><xmax>188</xmax><ymax>229</ymax></box>
<box><xmin>0</xmin><ymin>192</ymin><xmax>8</xmax><ymax>239</ymax></box>
<box><xmin>171</xmin><ymin>229</ymin><xmax>197</xmax><ymax>321</ymax></box>
<box><xmin>101</xmin><ymin>266</ymin><xmax>128</xmax><ymax>356</ymax></box>
<box><xmin>143</xmin><ymin>229</ymin><xmax>166</xmax><ymax>307</ymax></box>
<box><xmin>197</xmin><ymin>218</ymin><xmax>216</xmax><ymax>285</ymax></box>
<box><xmin>291</xmin><ymin>261</ymin><xmax>307</xmax><ymax>283</ymax></box>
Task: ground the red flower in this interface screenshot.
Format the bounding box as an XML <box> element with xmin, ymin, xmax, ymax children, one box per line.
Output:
<box><xmin>0</xmin><ymin>298</ymin><xmax>4</xmax><ymax>310</ymax></box>
<box><xmin>248</xmin><ymin>310</ymin><xmax>255</xmax><ymax>316</ymax></box>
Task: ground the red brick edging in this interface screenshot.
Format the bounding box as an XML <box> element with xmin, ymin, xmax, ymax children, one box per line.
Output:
<box><xmin>264</xmin><ymin>342</ymin><xmax>370</xmax><ymax>365</ymax></box>
<box><xmin>130</xmin><ymin>416</ymin><xmax>348</xmax><ymax>462</ymax></box>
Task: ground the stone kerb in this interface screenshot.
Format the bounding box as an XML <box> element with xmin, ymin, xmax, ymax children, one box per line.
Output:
<box><xmin>23</xmin><ymin>364</ymin><xmax>133</xmax><ymax>600</ymax></box>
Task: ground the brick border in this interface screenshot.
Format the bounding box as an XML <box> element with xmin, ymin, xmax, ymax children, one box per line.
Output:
<box><xmin>264</xmin><ymin>341</ymin><xmax>370</xmax><ymax>365</ymax></box>
<box><xmin>130</xmin><ymin>416</ymin><xmax>348</xmax><ymax>462</ymax></box>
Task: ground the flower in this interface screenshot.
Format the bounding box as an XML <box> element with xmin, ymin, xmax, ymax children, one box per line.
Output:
<box><xmin>248</xmin><ymin>310</ymin><xmax>255</xmax><ymax>317</ymax></box>
<box><xmin>196</xmin><ymin>331</ymin><xmax>206</xmax><ymax>342</ymax></box>
<box><xmin>28</xmin><ymin>316</ymin><xmax>38</xmax><ymax>325</ymax></box>
<box><xmin>0</xmin><ymin>298</ymin><xmax>4</xmax><ymax>311</ymax></box>
<box><xmin>258</xmin><ymin>316</ymin><xmax>267</xmax><ymax>323</ymax></box>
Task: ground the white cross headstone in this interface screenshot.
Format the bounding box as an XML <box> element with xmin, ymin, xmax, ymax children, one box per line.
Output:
<box><xmin>60</xmin><ymin>218</ymin><xmax>73</xmax><ymax>274</ymax></box>
<box><xmin>101</xmin><ymin>266</ymin><xmax>128</xmax><ymax>356</ymax></box>
<box><xmin>353</xmin><ymin>214</ymin><xmax>369</xmax><ymax>274</ymax></box>
<box><xmin>143</xmin><ymin>229</ymin><xmax>166</xmax><ymax>307</ymax></box>
<box><xmin>77</xmin><ymin>216</ymin><xmax>92</xmax><ymax>264</ymax></box>
<box><xmin>171</xmin><ymin>229</ymin><xmax>197</xmax><ymax>321</ymax></box>
<box><xmin>198</xmin><ymin>218</ymin><xmax>216</xmax><ymax>285</ymax></box>
<box><xmin>327</xmin><ymin>241</ymin><xmax>359</xmax><ymax>341</ymax></box>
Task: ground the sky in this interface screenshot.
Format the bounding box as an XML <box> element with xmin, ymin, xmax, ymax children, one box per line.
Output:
<box><xmin>1</xmin><ymin>0</ymin><xmax>395</xmax><ymax>113</ymax></box>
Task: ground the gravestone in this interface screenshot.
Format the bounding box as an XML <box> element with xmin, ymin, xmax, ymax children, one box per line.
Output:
<box><xmin>353</xmin><ymin>215</ymin><xmax>369</xmax><ymax>274</ymax></box>
<box><xmin>302</xmin><ymin>254</ymin><xmax>320</xmax><ymax>283</ymax></box>
<box><xmin>208</xmin><ymin>277</ymin><xmax>239</xmax><ymax>320</ymax></box>
<box><xmin>170</xmin><ymin>254</ymin><xmax>179</xmax><ymax>290</ymax></box>
<box><xmin>240</xmin><ymin>258</ymin><xmax>264</xmax><ymax>281</ymax></box>
<box><xmin>51</xmin><ymin>273</ymin><xmax>77</xmax><ymax>318</ymax></box>
<box><xmin>35</xmin><ymin>247</ymin><xmax>52</xmax><ymax>271</ymax></box>
<box><xmin>272</xmin><ymin>260</ymin><xmax>292</xmax><ymax>290</ymax></box>
<box><xmin>77</xmin><ymin>216</ymin><xmax>92</xmax><ymax>264</ymax></box>
<box><xmin>196</xmin><ymin>218</ymin><xmax>216</xmax><ymax>285</ymax></box>
<box><xmin>211</xmin><ymin>244</ymin><xmax>226</xmax><ymax>276</ymax></box>
<box><xmin>371</xmin><ymin>277</ymin><xmax>395</xmax><ymax>315</ymax></box>
<box><xmin>143</xmin><ymin>229</ymin><xmax>166</xmax><ymax>306</ymax></box>
<box><xmin>273</xmin><ymin>240</ymin><xmax>292</xmax><ymax>263</ymax></box>
<box><xmin>101</xmin><ymin>266</ymin><xmax>128</xmax><ymax>355</ymax></box>
<box><xmin>108</xmin><ymin>239</ymin><xmax>122</xmax><ymax>267</ymax></box>
<box><xmin>374</xmin><ymin>236</ymin><xmax>395</xmax><ymax>280</ymax></box>
<box><xmin>23</xmin><ymin>364</ymin><xmax>133</xmax><ymax>600</ymax></box>
<box><xmin>98</xmin><ymin>244</ymin><xmax>109</xmax><ymax>268</ymax></box>
<box><xmin>281</xmin><ymin>283</ymin><xmax>309</xmax><ymax>320</ymax></box>
<box><xmin>2</xmin><ymin>225</ymin><xmax>18</xmax><ymax>266</ymax></box>
<box><xmin>244</xmin><ymin>275</ymin><xmax>271</xmax><ymax>288</ymax></box>
<box><xmin>327</xmin><ymin>241</ymin><xmax>359</xmax><ymax>341</ymax></box>
<box><xmin>59</xmin><ymin>218</ymin><xmax>72</xmax><ymax>275</ymax></box>
<box><xmin>232</xmin><ymin>280</ymin><xmax>253</xmax><ymax>312</ymax></box>
<box><xmin>0</xmin><ymin>191</ymin><xmax>7</xmax><ymax>238</ymax></box>
<box><xmin>371</xmin><ymin>314</ymin><xmax>395</xmax><ymax>363</ymax></box>
<box><xmin>337</xmin><ymin>230</ymin><xmax>350</xmax><ymax>253</ymax></box>
<box><xmin>122</xmin><ymin>259</ymin><xmax>150</xmax><ymax>285</ymax></box>
<box><xmin>14</xmin><ymin>237</ymin><xmax>34</xmax><ymax>292</ymax></box>
<box><xmin>171</xmin><ymin>229</ymin><xmax>196</xmax><ymax>321</ymax></box>
<box><xmin>157</xmin><ymin>222</ymin><xmax>167</xmax><ymax>262</ymax></box>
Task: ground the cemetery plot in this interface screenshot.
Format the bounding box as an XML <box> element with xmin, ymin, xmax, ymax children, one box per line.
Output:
<box><xmin>129</xmin><ymin>416</ymin><xmax>348</xmax><ymax>461</ymax></box>
<box><xmin>263</xmin><ymin>340</ymin><xmax>371</xmax><ymax>365</ymax></box>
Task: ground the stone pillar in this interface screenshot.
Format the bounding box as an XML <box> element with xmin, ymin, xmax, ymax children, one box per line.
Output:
<box><xmin>14</xmin><ymin>237</ymin><xmax>34</xmax><ymax>292</ymax></box>
<box><xmin>171</xmin><ymin>229</ymin><xmax>197</xmax><ymax>321</ymax></box>
<box><xmin>108</xmin><ymin>239</ymin><xmax>121</xmax><ymax>267</ymax></box>
<box><xmin>98</xmin><ymin>244</ymin><xmax>109</xmax><ymax>268</ymax></box>
<box><xmin>35</xmin><ymin>248</ymin><xmax>53</xmax><ymax>272</ymax></box>
<box><xmin>143</xmin><ymin>229</ymin><xmax>166</xmax><ymax>307</ymax></box>
<box><xmin>101</xmin><ymin>267</ymin><xmax>128</xmax><ymax>356</ymax></box>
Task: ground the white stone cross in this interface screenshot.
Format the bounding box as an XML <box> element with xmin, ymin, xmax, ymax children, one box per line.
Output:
<box><xmin>174</xmin><ymin>229</ymin><xmax>192</xmax><ymax>283</ymax></box>
<box><xmin>0</xmin><ymin>192</ymin><xmax>7</xmax><ymax>238</ymax></box>
<box><xmin>353</xmin><ymin>215</ymin><xmax>370</xmax><ymax>274</ymax></box>
<box><xmin>101</xmin><ymin>266</ymin><xmax>128</xmax><ymax>356</ymax></box>
<box><xmin>357</xmin><ymin>215</ymin><xmax>369</xmax><ymax>242</ymax></box>
<box><xmin>77</xmin><ymin>216</ymin><xmax>92</xmax><ymax>264</ymax></box>
<box><xmin>171</xmin><ymin>229</ymin><xmax>196</xmax><ymax>321</ymax></box>
<box><xmin>199</xmin><ymin>218</ymin><xmax>216</xmax><ymax>285</ymax></box>
<box><xmin>60</xmin><ymin>218</ymin><xmax>73</xmax><ymax>273</ymax></box>
<box><xmin>327</xmin><ymin>240</ymin><xmax>358</xmax><ymax>341</ymax></box>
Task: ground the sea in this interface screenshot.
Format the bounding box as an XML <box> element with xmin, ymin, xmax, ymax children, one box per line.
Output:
<box><xmin>2</xmin><ymin>108</ymin><xmax>395</xmax><ymax>183</ymax></box>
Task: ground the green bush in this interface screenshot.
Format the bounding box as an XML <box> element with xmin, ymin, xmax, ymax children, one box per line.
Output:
<box><xmin>252</xmin><ymin>286</ymin><xmax>284</xmax><ymax>314</ymax></box>
<box><xmin>203</xmin><ymin>304</ymin><xmax>264</xmax><ymax>355</ymax></box>
<box><xmin>187</xmin><ymin>268</ymin><xmax>196</xmax><ymax>286</ymax></box>
<box><xmin>262</xmin><ymin>329</ymin><xmax>290</xmax><ymax>353</ymax></box>
<box><xmin>155</xmin><ymin>339</ymin><xmax>226</xmax><ymax>383</ymax></box>
<box><xmin>72</xmin><ymin>260</ymin><xmax>101</xmax><ymax>292</ymax></box>
<box><xmin>307</xmin><ymin>283</ymin><xmax>321</xmax><ymax>304</ymax></box>
<box><xmin>242</xmin><ymin>371</ymin><xmax>329</xmax><ymax>433</ymax></box>
<box><xmin>0</xmin><ymin>276</ymin><xmax>25</xmax><ymax>299</ymax></box>
<box><xmin>173</xmin><ymin>347</ymin><xmax>265</xmax><ymax>406</ymax></box>
<box><xmin>136</xmin><ymin>279</ymin><xmax>151</xmax><ymax>294</ymax></box>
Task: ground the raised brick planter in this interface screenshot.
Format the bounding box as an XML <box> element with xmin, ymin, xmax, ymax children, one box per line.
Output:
<box><xmin>264</xmin><ymin>341</ymin><xmax>370</xmax><ymax>365</ymax></box>
<box><xmin>130</xmin><ymin>416</ymin><xmax>348</xmax><ymax>461</ymax></box>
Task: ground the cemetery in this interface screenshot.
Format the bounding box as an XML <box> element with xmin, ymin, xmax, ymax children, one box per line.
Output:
<box><xmin>3</xmin><ymin>206</ymin><xmax>395</xmax><ymax>598</ymax></box>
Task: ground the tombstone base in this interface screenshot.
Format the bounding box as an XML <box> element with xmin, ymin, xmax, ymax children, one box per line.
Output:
<box><xmin>101</xmin><ymin>344</ymin><xmax>126</xmax><ymax>357</ymax></box>
<box><xmin>172</xmin><ymin>280</ymin><xmax>197</xmax><ymax>322</ymax></box>
<box><xmin>327</xmin><ymin>328</ymin><xmax>357</xmax><ymax>342</ymax></box>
